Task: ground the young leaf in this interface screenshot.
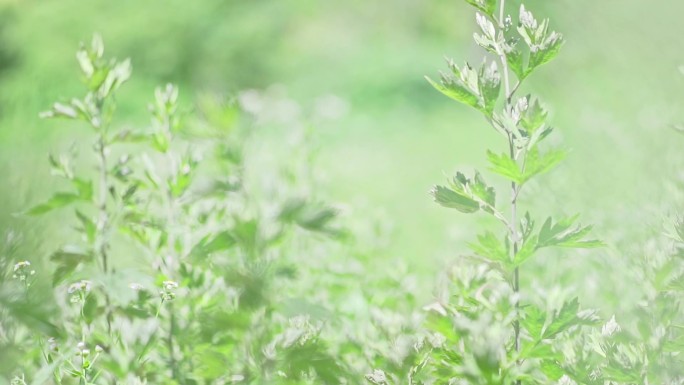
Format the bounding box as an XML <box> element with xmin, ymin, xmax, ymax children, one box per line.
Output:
<box><xmin>537</xmin><ymin>216</ymin><xmax>604</xmax><ymax>249</ymax></box>
<box><xmin>468</xmin><ymin>231</ymin><xmax>510</xmax><ymax>268</ymax></box>
<box><xmin>512</xmin><ymin>235</ymin><xmax>538</xmax><ymax>267</ymax></box>
<box><xmin>520</xmin><ymin>98</ymin><xmax>548</xmax><ymax>136</ymax></box>
<box><xmin>529</xmin><ymin>33</ymin><xmax>563</xmax><ymax>70</ymax></box>
<box><xmin>431</xmin><ymin>185</ymin><xmax>480</xmax><ymax>213</ymax></box>
<box><xmin>24</xmin><ymin>192</ymin><xmax>85</xmax><ymax>216</ymax></box>
<box><xmin>464</xmin><ymin>0</ymin><xmax>497</xmax><ymax>18</ymax></box>
<box><xmin>72</xmin><ymin>177</ymin><xmax>94</xmax><ymax>200</ymax></box>
<box><xmin>50</xmin><ymin>246</ymin><xmax>93</xmax><ymax>286</ymax></box>
<box><xmin>521</xmin><ymin>147</ymin><xmax>566</xmax><ymax>184</ymax></box>
<box><xmin>75</xmin><ymin>210</ymin><xmax>97</xmax><ymax>243</ymax></box>
<box><xmin>426</xmin><ymin>61</ymin><xmax>480</xmax><ymax>110</ymax></box>
<box><xmin>522</xmin><ymin>304</ymin><xmax>547</xmax><ymax>339</ymax></box>
<box><xmin>543</xmin><ymin>297</ymin><xmax>580</xmax><ymax>339</ymax></box>
<box><xmin>487</xmin><ymin>151</ymin><xmax>523</xmax><ymax>183</ymax></box>
<box><xmin>478</xmin><ymin>60</ymin><xmax>501</xmax><ymax>116</ymax></box>
<box><xmin>506</xmin><ymin>48</ymin><xmax>526</xmax><ymax>80</ymax></box>
<box><xmin>189</xmin><ymin>231</ymin><xmax>236</xmax><ymax>260</ymax></box>
<box><xmin>431</xmin><ymin>171</ymin><xmax>496</xmax><ymax>214</ymax></box>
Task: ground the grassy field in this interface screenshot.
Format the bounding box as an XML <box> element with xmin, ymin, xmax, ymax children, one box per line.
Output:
<box><xmin>1</xmin><ymin>1</ymin><xmax>684</xmax><ymax>382</ymax></box>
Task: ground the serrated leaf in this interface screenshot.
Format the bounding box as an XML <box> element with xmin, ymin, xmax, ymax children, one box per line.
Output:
<box><xmin>426</xmin><ymin>75</ymin><xmax>479</xmax><ymax>110</ymax></box>
<box><xmin>529</xmin><ymin>34</ymin><xmax>564</xmax><ymax>70</ymax></box>
<box><xmin>512</xmin><ymin>235</ymin><xmax>538</xmax><ymax>267</ymax></box>
<box><xmin>507</xmin><ymin>49</ymin><xmax>526</xmax><ymax>80</ymax></box>
<box><xmin>431</xmin><ymin>185</ymin><xmax>480</xmax><ymax>213</ymax></box>
<box><xmin>537</xmin><ymin>215</ymin><xmax>604</xmax><ymax>249</ymax></box>
<box><xmin>520</xmin><ymin>98</ymin><xmax>548</xmax><ymax>135</ymax></box>
<box><xmin>50</xmin><ymin>246</ymin><xmax>93</xmax><ymax>286</ymax></box>
<box><xmin>520</xmin><ymin>341</ymin><xmax>558</xmax><ymax>360</ymax></box>
<box><xmin>25</xmin><ymin>192</ymin><xmax>85</xmax><ymax>216</ymax></box>
<box><xmin>522</xmin><ymin>304</ymin><xmax>546</xmax><ymax>339</ymax></box>
<box><xmin>522</xmin><ymin>147</ymin><xmax>566</xmax><ymax>184</ymax></box>
<box><xmin>487</xmin><ymin>151</ymin><xmax>523</xmax><ymax>183</ymax></box>
<box><xmin>99</xmin><ymin>58</ymin><xmax>132</xmax><ymax>98</ymax></box>
<box><xmin>540</xmin><ymin>360</ymin><xmax>564</xmax><ymax>381</ymax></box>
<box><xmin>543</xmin><ymin>297</ymin><xmax>580</xmax><ymax>339</ymax></box>
<box><xmin>72</xmin><ymin>177</ymin><xmax>94</xmax><ymax>200</ymax></box>
<box><xmin>468</xmin><ymin>231</ymin><xmax>510</xmax><ymax>267</ymax></box>
<box><xmin>478</xmin><ymin>60</ymin><xmax>501</xmax><ymax>116</ymax></box>
<box><xmin>75</xmin><ymin>210</ymin><xmax>96</xmax><ymax>243</ymax></box>
<box><xmin>464</xmin><ymin>0</ymin><xmax>496</xmax><ymax>17</ymax></box>
<box><xmin>190</xmin><ymin>231</ymin><xmax>236</xmax><ymax>259</ymax></box>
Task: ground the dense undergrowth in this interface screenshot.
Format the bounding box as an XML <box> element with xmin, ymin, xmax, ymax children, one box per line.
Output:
<box><xmin>2</xmin><ymin>0</ymin><xmax>684</xmax><ymax>384</ymax></box>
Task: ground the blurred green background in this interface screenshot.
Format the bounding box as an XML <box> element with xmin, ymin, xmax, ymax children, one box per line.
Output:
<box><xmin>1</xmin><ymin>0</ymin><xmax>684</xmax><ymax>303</ymax></box>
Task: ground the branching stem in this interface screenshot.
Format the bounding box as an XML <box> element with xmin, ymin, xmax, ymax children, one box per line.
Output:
<box><xmin>496</xmin><ymin>1</ymin><xmax>522</xmax><ymax>383</ymax></box>
<box><xmin>95</xmin><ymin>124</ymin><xmax>114</xmax><ymax>335</ymax></box>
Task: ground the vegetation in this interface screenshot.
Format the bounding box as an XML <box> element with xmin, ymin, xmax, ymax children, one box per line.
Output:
<box><xmin>1</xmin><ymin>0</ymin><xmax>684</xmax><ymax>384</ymax></box>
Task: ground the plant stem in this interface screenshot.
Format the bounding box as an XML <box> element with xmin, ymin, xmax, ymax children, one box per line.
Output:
<box><xmin>96</xmin><ymin>129</ymin><xmax>114</xmax><ymax>335</ymax></box>
<box><xmin>497</xmin><ymin>0</ymin><xmax>522</xmax><ymax>383</ymax></box>
<box><xmin>163</xmin><ymin>133</ymin><xmax>181</xmax><ymax>383</ymax></box>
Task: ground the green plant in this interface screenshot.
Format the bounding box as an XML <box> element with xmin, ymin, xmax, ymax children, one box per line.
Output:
<box><xmin>369</xmin><ymin>1</ymin><xmax>604</xmax><ymax>384</ymax></box>
<box><xmin>10</xmin><ymin>35</ymin><xmax>380</xmax><ymax>385</ymax></box>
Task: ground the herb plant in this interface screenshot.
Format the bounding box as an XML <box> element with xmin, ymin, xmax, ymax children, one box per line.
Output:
<box><xmin>368</xmin><ymin>0</ymin><xmax>604</xmax><ymax>384</ymax></box>
<box><xmin>8</xmin><ymin>35</ymin><xmax>369</xmax><ymax>385</ymax></box>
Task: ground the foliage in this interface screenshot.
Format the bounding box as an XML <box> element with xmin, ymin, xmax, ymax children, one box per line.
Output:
<box><xmin>1</xmin><ymin>35</ymin><xmax>424</xmax><ymax>385</ymax></box>
<box><xmin>2</xmin><ymin>4</ymin><xmax>684</xmax><ymax>385</ymax></box>
<box><xmin>369</xmin><ymin>1</ymin><xmax>606</xmax><ymax>384</ymax></box>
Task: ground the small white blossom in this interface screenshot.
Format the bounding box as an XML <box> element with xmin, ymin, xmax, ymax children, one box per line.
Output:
<box><xmin>366</xmin><ymin>369</ymin><xmax>389</xmax><ymax>385</ymax></box>
<box><xmin>602</xmin><ymin>315</ymin><xmax>621</xmax><ymax>337</ymax></box>
<box><xmin>48</xmin><ymin>337</ymin><xmax>59</xmax><ymax>352</ymax></box>
<box><xmin>160</xmin><ymin>280</ymin><xmax>179</xmax><ymax>301</ymax></box>
<box><xmin>68</xmin><ymin>280</ymin><xmax>92</xmax><ymax>294</ymax></box>
<box><xmin>129</xmin><ymin>283</ymin><xmax>144</xmax><ymax>291</ymax></box>
<box><xmin>13</xmin><ymin>260</ymin><xmax>30</xmax><ymax>271</ymax></box>
<box><xmin>558</xmin><ymin>375</ymin><xmax>577</xmax><ymax>385</ymax></box>
<box><xmin>475</xmin><ymin>13</ymin><xmax>496</xmax><ymax>39</ymax></box>
<box><xmin>520</xmin><ymin>5</ymin><xmax>538</xmax><ymax>30</ymax></box>
<box><xmin>12</xmin><ymin>261</ymin><xmax>35</xmax><ymax>283</ymax></box>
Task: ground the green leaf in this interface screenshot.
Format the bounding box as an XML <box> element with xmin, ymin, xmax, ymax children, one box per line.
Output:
<box><xmin>464</xmin><ymin>0</ymin><xmax>497</xmax><ymax>17</ymax></box>
<box><xmin>190</xmin><ymin>231</ymin><xmax>236</xmax><ymax>259</ymax></box>
<box><xmin>468</xmin><ymin>231</ymin><xmax>510</xmax><ymax>267</ymax></box>
<box><xmin>431</xmin><ymin>185</ymin><xmax>480</xmax><ymax>213</ymax></box>
<box><xmin>98</xmin><ymin>58</ymin><xmax>132</xmax><ymax>98</ymax></box>
<box><xmin>537</xmin><ymin>215</ymin><xmax>604</xmax><ymax>249</ymax></box>
<box><xmin>75</xmin><ymin>210</ymin><xmax>96</xmax><ymax>243</ymax></box>
<box><xmin>25</xmin><ymin>192</ymin><xmax>85</xmax><ymax>216</ymax></box>
<box><xmin>152</xmin><ymin>132</ymin><xmax>169</xmax><ymax>153</ymax></box>
<box><xmin>543</xmin><ymin>297</ymin><xmax>580</xmax><ymax>339</ymax></box>
<box><xmin>72</xmin><ymin>178</ymin><xmax>93</xmax><ymax>200</ymax></box>
<box><xmin>50</xmin><ymin>246</ymin><xmax>93</xmax><ymax>286</ymax></box>
<box><xmin>507</xmin><ymin>49</ymin><xmax>526</xmax><ymax>80</ymax></box>
<box><xmin>522</xmin><ymin>304</ymin><xmax>546</xmax><ymax>339</ymax></box>
<box><xmin>487</xmin><ymin>151</ymin><xmax>522</xmax><ymax>183</ymax></box>
<box><xmin>520</xmin><ymin>341</ymin><xmax>560</xmax><ymax>361</ymax></box>
<box><xmin>478</xmin><ymin>60</ymin><xmax>501</xmax><ymax>116</ymax></box>
<box><xmin>432</xmin><ymin>171</ymin><xmax>497</xmax><ymax>215</ymax></box>
<box><xmin>521</xmin><ymin>147</ymin><xmax>566</xmax><ymax>184</ymax></box>
<box><xmin>512</xmin><ymin>235</ymin><xmax>538</xmax><ymax>267</ymax></box>
<box><xmin>426</xmin><ymin>61</ymin><xmax>482</xmax><ymax>110</ymax></box>
<box><xmin>426</xmin><ymin>75</ymin><xmax>479</xmax><ymax>110</ymax></box>
<box><xmin>520</xmin><ymin>98</ymin><xmax>548</xmax><ymax>136</ymax></box>
<box><xmin>470</xmin><ymin>172</ymin><xmax>496</xmax><ymax>211</ymax></box>
<box><xmin>529</xmin><ymin>35</ymin><xmax>564</xmax><ymax>70</ymax></box>
<box><xmin>539</xmin><ymin>360</ymin><xmax>564</xmax><ymax>381</ymax></box>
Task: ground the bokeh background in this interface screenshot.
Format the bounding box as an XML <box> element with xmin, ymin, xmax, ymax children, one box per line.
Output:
<box><xmin>1</xmin><ymin>0</ymin><xmax>684</xmax><ymax>309</ymax></box>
